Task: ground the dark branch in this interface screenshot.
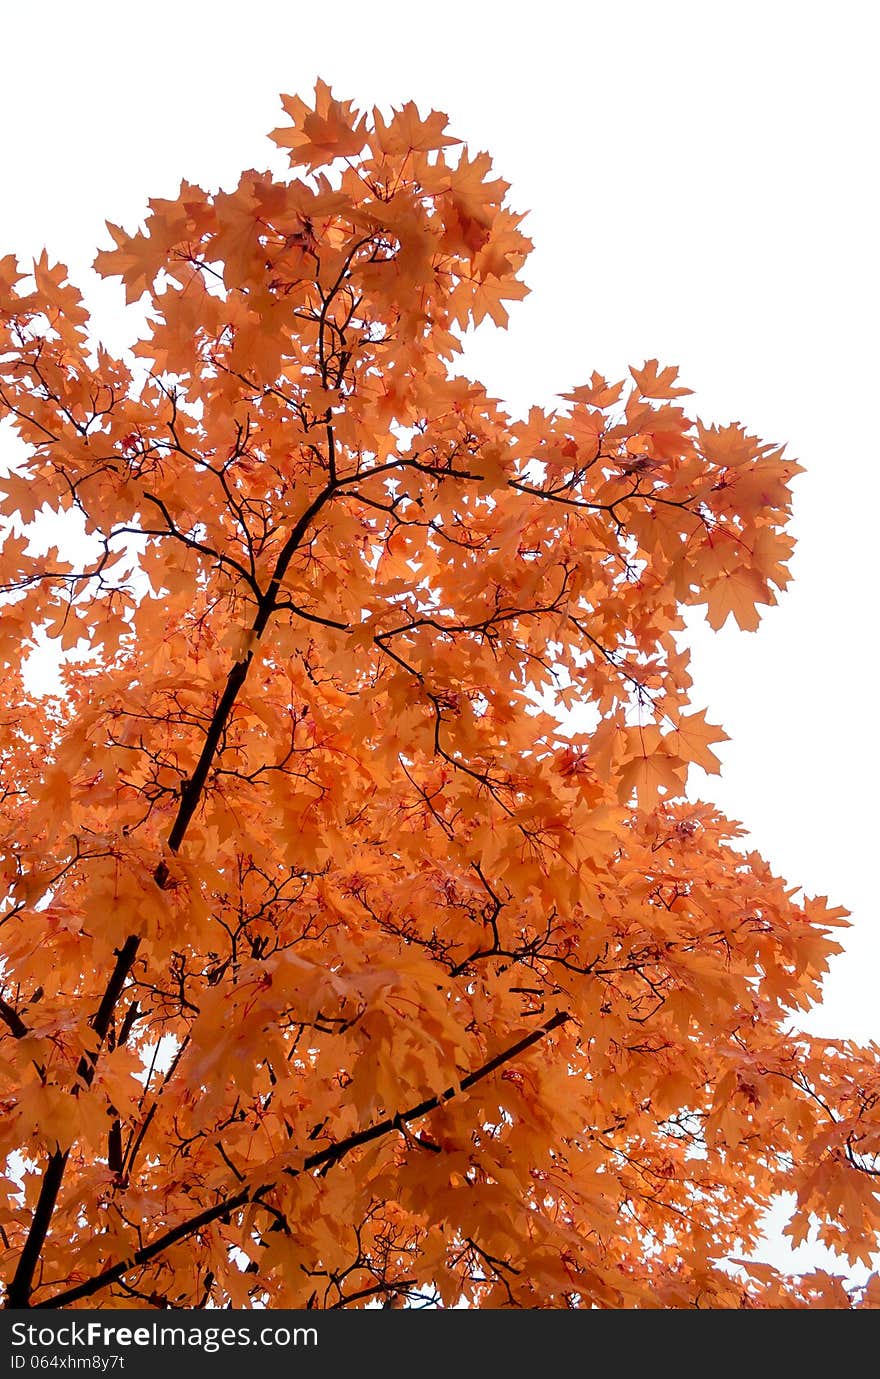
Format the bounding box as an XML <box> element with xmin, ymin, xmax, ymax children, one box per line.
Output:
<box><xmin>37</xmin><ymin>1010</ymin><xmax>570</xmax><ymax>1308</ymax></box>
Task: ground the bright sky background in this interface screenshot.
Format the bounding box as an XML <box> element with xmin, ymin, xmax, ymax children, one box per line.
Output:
<box><xmin>3</xmin><ymin>0</ymin><xmax>878</xmax><ymax>1284</ymax></box>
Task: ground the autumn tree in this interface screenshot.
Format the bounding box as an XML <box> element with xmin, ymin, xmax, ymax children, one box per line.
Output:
<box><xmin>0</xmin><ymin>83</ymin><xmax>879</xmax><ymax>1311</ymax></box>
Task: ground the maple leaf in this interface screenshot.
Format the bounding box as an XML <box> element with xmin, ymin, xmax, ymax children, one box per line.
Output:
<box><xmin>704</xmin><ymin>567</ymin><xmax>770</xmax><ymax>631</ymax></box>
<box><xmin>372</xmin><ymin>101</ymin><xmax>459</xmax><ymax>156</ymax></box>
<box><xmin>630</xmin><ymin>359</ymin><xmax>693</xmax><ymax>399</ymax></box>
<box><xmin>562</xmin><ymin>372</ymin><xmax>625</xmax><ymax>409</ymax></box>
<box><xmin>271</xmin><ymin>79</ymin><xmax>368</xmax><ymax>169</ymax></box>
<box><xmin>0</xmin><ymin>252</ymin><xmax>24</xmax><ymax>300</ymax></box>
<box><xmin>618</xmin><ymin>746</ymin><xmax>687</xmax><ymax>808</ymax></box>
<box><xmin>93</xmin><ymin>222</ymin><xmax>159</xmax><ymax>304</ymax></box>
<box><xmin>666</xmin><ymin>709</ymin><xmax>729</xmax><ymax>774</ymax></box>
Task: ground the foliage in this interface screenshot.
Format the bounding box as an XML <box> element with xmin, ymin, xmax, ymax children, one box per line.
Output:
<box><xmin>0</xmin><ymin>83</ymin><xmax>878</xmax><ymax>1310</ymax></box>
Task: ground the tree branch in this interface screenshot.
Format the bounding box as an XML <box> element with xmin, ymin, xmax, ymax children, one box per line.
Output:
<box><xmin>0</xmin><ymin>996</ymin><xmax>27</xmax><ymax>1040</ymax></box>
<box><xmin>6</xmin><ymin>450</ymin><xmax>344</xmax><ymax>1309</ymax></box>
<box><xmin>4</xmin><ymin>935</ymin><xmax>141</xmax><ymax>1308</ymax></box>
<box><xmin>166</xmin><ymin>477</ymin><xmax>337</xmax><ymax>855</ymax></box>
<box><xmin>36</xmin><ymin>1010</ymin><xmax>570</xmax><ymax>1308</ymax></box>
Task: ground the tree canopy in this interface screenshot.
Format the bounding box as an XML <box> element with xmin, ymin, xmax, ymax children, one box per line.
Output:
<box><xmin>1</xmin><ymin>82</ymin><xmax>878</xmax><ymax>1310</ymax></box>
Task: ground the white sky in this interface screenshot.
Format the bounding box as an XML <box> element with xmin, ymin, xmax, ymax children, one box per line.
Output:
<box><xmin>3</xmin><ymin>0</ymin><xmax>878</xmax><ymax>1283</ymax></box>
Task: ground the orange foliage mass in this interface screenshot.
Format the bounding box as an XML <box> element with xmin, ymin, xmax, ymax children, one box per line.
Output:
<box><xmin>0</xmin><ymin>84</ymin><xmax>877</xmax><ymax>1310</ymax></box>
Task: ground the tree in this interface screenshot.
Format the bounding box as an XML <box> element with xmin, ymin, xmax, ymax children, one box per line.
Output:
<box><xmin>0</xmin><ymin>82</ymin><xmax>878</xmax><ymax>1311</ymax></box>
